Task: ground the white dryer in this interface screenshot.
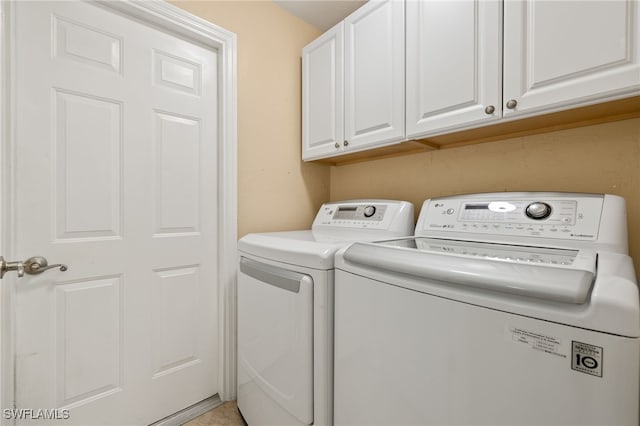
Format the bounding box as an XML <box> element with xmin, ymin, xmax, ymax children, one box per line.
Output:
<box><xmin>334</xmin><ymin>192</ymin><xmax>639</xmax><ymax>426</ymax></box>
<box><xmin>237</xmin><ymin>200</ymin><xmax>414</xmax><ymax>426</ymax></box>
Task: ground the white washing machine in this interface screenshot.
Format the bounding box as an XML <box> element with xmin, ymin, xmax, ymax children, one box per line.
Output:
<box><xmin>334</xmin><ymin>192</ymin><xmax>639</xmax><ymax>426</ymax></box>
<box><xmin>237</xmin><ymin>200</ymin><xmax>414</xmax><ymax>426</ymax></box>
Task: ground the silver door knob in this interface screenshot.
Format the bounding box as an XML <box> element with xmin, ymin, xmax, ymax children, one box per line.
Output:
<box><xmin>506</xmin><ymin>99</ymin><xmax>518</xmax><ymax>109</ymax></box>
<box><xmin>0</xmin><ymin>256</ymin><xmax>68</xmax><ymax>279</ymax></box>
<box><xmin>484</xmin><ymin>105</ymin><xmax>495</xmax><ymax>114</ymax></box>
<box><xmin>343</xmin><ymin>140</ymin><xmax>349</xmax><ymax>147</ymax></box>
<box><xmin>334</xmin><ymin>142</ymin><xmax>340</xmax><ymax>149</ymax></box>
<box><xmin>24</xmin><ymin>256</ymin><xmax>68</xmax><ymax>275</ymax></box>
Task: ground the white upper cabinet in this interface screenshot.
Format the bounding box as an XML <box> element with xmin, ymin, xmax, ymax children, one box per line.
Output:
<box><xmin>503</xmin><ymin>0</ymin><xmax>640</xmax><ymax>117</ymax></box>
<box><xmin>302</xmin><ymin>23</ymin><xmax>344</xmax><ymax>160</ymax></box>
<box><xmin>344</xmin><ymin>0</ymin><xmax>405</xmax><ymax>150</ymax></box>
<box><xmin>302</xmin><ymin>0</ymin><xmax>405</xmax><ymax>161</ymax></box>
<box><xmin>406</xmin><ymin>0</ymin><xmax>502</xmax><ymax>138</ymax></box>
<box><xmin>302</xmin><ymin>0</ymin><xmax>639</xmax><ymax>161</ymax></box>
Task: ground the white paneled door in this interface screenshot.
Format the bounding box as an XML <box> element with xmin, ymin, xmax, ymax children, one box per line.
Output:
<box><xmin>12</xmin><ymin>2</ymin><xmax>219</xmax><ymax>424</ymax></box>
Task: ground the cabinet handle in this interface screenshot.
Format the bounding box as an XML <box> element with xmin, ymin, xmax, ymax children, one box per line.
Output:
<box><xmin>484</xmin><ymin>105</ymin><xmax>495</xmax><ymax>115</ymax></box>
<box><xmin>506</xmin><ymin>99</ymin><xmax>518</xmax><ymax>109</ymax></box>
<box><xmin>343</xmin><ymin>140</ymin><xmax>349</xmax><ymax>147</ymax></box>
<box><xmin>334</xmin><ymin>142</ymin><xmax>340</xmax><ymax>149</ymax></box>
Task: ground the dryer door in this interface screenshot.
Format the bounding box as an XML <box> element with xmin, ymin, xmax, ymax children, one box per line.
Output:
<box><xmin>238</xmin><ymin>257</ymin><xmax>314</xmax><ymax>425</ymax></box>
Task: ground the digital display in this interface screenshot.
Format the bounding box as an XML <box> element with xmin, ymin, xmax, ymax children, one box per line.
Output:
<box><xmin>333</xmin><ymin>206</ymin><xmax>359</xmax><ymax>220</ymax></box>
<box><xmin>465</xmin><ymin>204</ymin><xmax>489</xmax><ymax>210</ymax></box>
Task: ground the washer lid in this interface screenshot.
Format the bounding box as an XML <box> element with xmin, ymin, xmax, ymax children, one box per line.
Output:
<box><xmin>238</xmin><ymin>230</ymin><xmax>350</xmax><ymax>270</ymax></box>
<box><xmin>341</xmin><ymin>237</ymin><xmax>597</xmax><ymax>304</ymax></box>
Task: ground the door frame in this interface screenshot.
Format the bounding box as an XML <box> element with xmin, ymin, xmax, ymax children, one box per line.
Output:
<box><xmin>0</xmin><ymin>0</ymin><xmax>238</xmax><ymax>413</ymax></box>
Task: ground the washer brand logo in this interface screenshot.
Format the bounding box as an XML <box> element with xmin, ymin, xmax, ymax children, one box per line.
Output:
<box><xmin>571</xmin><ymin>341</ymin><xmax>603</xmax><ymax>377</ymax></box>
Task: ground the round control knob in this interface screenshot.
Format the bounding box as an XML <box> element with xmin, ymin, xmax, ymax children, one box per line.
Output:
<box><xmin>363</xmin><ymin>206</ymin><xmax>376</xmax><ymax>218</ymax></box>
<box><xmin>525</xmin><ymin>202</ymin><xmax>552</xmax><ymax>220</ymax></box>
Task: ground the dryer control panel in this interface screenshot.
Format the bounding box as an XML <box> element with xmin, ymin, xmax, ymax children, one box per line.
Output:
<box><xmin>312</xmin><ymin>200</ymin><xmax>414</xmax><ymax>235</ymax></box>
<box><xmin>417</xmin><ymin>193</ymin><xmax>605</xmax><ymax>241</ymax></box>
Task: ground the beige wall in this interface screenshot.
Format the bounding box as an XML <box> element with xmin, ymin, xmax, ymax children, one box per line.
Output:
<box><xmin>331</xmin><ymin>118</ymin><xmax>640</xmax><ymax>273</ymax></box>
<box><xmin>171</xmin><ymin>2</ymin><xmax>640</xmax><ymax>275</ymax></box>
<box><xmin>172</xmin><ymin>0</ymin><xmax>329</xmax><ymax>238</ymax></box>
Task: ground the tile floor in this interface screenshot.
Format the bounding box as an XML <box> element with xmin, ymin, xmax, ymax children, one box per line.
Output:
<box><xmin>183</xmin><ymin>401</ymin><xmax>246</xmax><ymax>426</ymax></box>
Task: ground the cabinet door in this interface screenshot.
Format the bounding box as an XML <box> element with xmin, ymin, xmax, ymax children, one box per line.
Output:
<box><xmin>406</xmin><ymin>0</ymin><xmax>502</xmax><ymax>138</ymax></box>
<box><xmin>302</xmin><ymin>23</ymin><xmax>344</xmax><ymax>161</ymax></box>
<box><xmin>504</xmin><ymin>0</ymin><xmax>640</xmax><ymax>117</ymax></box>
<box><xmin>344</xmin><ymin>0</ymin><xmax>405</xmax><ymax>150</ymax></box>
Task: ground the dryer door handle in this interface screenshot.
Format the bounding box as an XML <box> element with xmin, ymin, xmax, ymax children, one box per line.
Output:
<box><xmin>240</xmin><ymin>257</ymin><xmax>310</xmax><ymax>293</ymax></box>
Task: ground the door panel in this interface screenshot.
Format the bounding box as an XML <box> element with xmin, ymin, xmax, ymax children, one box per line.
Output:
<box><xmin>504</xmin><ymin>0</ymin><xmax>640</xmax><ymax>116</ymax></box>
<box><xmin>406</xmin><ymin>0</ymin><xmax>502</xmax><ymax>137</ymax></box>
<box><xmin>153</xmin><ymin>112</ymin><xmax>201</xmax><ymax>235</ymax></box>
<box><xmin>344</xmin><ymin>0</ymin><xmax>405</xmax><ymax>149</ymax></box>
<box><xmin>54</xmin><ymin>90</ymin><xmax>122</xmax><ymax>240</ymax></box>
<box><xmin>302</xmin><ymin>23</ymin><xmax>344</xmax><ymax>160</ymax></box>
<box><xmin>14</xmin><ymin>2</ymin><xmax>218</xmax><ymax>424</ymax></box>
<box><xmin>55</xmin><ymin>278</ymin><xmax>122</xmax><ymax>407</ymax></box>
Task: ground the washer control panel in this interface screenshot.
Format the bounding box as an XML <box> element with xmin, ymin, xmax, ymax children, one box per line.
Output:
<box><xmin>418</xmin><ymin>194</ymin><xmax>605</xmax><ymax>241</ymax></box>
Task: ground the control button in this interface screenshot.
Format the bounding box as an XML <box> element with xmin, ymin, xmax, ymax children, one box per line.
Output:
<box><xmin>363</xmin><ymin>206</ymin><xmax>376</xmax><ymax>218</ymax></box>
<box><xmin>446</xmin><ymin>208</ymin><xmax>455</xmax><ymax>215</ymax></box>
<box><xmin>526</xmin><ymin>202</ymin><xmax>552</xmax><ymax>220</ymax></box>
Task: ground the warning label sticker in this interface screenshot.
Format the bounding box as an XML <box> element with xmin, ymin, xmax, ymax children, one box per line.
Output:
<box><xmin>508</xmin><ymin>326</ymin><xmax>567</xmax><ymax>358</ymax></box>
<box><xmin>571</xmin><ymin>341</ymin><xmax>603</xmax><ymax>378</ymax></box>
